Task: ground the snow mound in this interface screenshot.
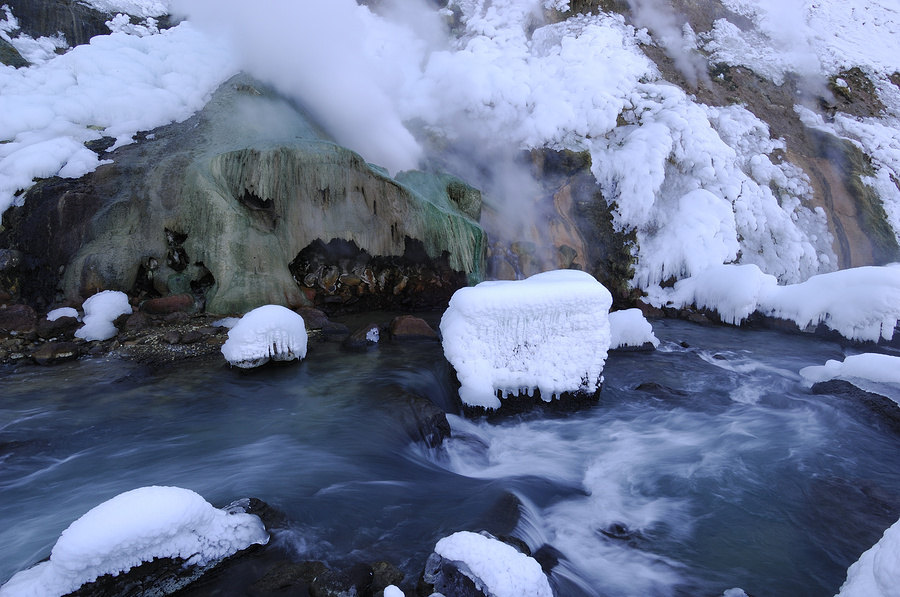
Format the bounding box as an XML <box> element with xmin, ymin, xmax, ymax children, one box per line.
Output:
<box><xmin>609</xmin><ymin>308</ymin><xmax>660</xmax><ymax>349</ymax></box>
<box><xmin>432</xmin><ymin>531</ymin><xmax>552</xmax><ymax>597</ymax></box>
<box><xmin>74</xmin><ymin>290</ymin><xmax>132</xmax><ymax>341</ymax></box>
<box><xmin>800</xmin><ymin>354</ymin><xmax>900</xmax><ymax>386</ymax></box>
<box><xmin>646</xmin><ymin>264</ymin><xmax>900</xmax><ymax>342</ymax></box>
<box><xmin>440</xmin><ymin>269</ymin><xmax>612</xmax><ymax>409</ymax></box>
<box><xmin>836</xmin><ymin>517</ymin><xmax>900</xmax><ymax>597</ymax></box>
<box><xmin>221</xmin><ymin>305</ymin><xmax>308</xmax><ymax>368</ymax></box>
<box><xmin>0</xmin><ymin>486</ymin><xmax>269</xmax><ymax>597</ymax></box>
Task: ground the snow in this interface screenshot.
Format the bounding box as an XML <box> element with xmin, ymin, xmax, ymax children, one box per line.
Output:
<box><xmin>221</xmin><ymin>305</ymin><xmax>308</xmax><ymax>369</ymax></box>
<box><xmin>383</xmin><ymin>586</ymin><xmax>403</xmax><ymax>597</ymax></box>
<box><xmin>646</xmin><ymin>263</ymin><xmax>900</xmax><ymax>342</ymax></box>
<box><xmin>609</xmin><ymin>308</ymin><xmax>659</xmax><ymax>349</ymax></box>
<box><xmin>0</xmin><ymin>486</ymin><xmax>268</xmax><ymax>597</ymax></box>
<box><xmin>81</xmin><ymin>1</ymin><xmax>172</xmax><ymax>18</ymax></box>
<box><xmin>800</xmin><ymin>354</ymin><xmax>900</xmax><ymax>387</ymax></box>
<box><xmin>836</xmin><ymin>517</ymin><xmax>900</xmax><ymax>597</ymax></box>
<box><xmin>433</xmin><ymin>531</ymin><xmax>552</xmax><ymax>597</ymax></box>
<box><xmin>46</xmin><ymin>307</ymin><xmax>79</xmax><ymax>322</ymax></box>
<box><xmin>440</xmin><ymin>269</ymin><xmax>612</xmax><ymax>409</ymax></box>
<box><xmin>0</xmin><ymin>13</ymin><xmax>236</xmax><ymax>215</ymax></box>
<box><xmin>74</xmin><ymin>290</ymin><xmax>132</xmax><ymax>342</ymax></box>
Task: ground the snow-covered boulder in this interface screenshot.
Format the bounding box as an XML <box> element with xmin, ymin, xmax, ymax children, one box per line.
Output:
<box><xmin>440</xmin><ymin>269</ymin><xmax>612</xmax><ymax>410</ymax></box>
<box><xmin>0</xmin><ymin>486</ymin><xmax>269</xmax><ymax>597</ymax></box>
<box><xmin>801</xmin><ymin>354</ymin><xmax>900</xmax><ymax>387</ymax></box>
<box><xmin>423</xmin><ymin>531</ymin><xmax>552</xmax><ymax>597</ymax></box>
<box><xmin>646</xmin><ymin>264</ymin><xmax>900</xmax><ymax>343</ymax></box>
<box><xmin>74</xmin><ymin>290</ymin><xmax>132</xmax><ymax>341</ymax></box>
<box><xmin>609</xmin><ymin>308</ymin><xmax>660</xmax><ymax>350</ymax></box>
<box><xmin>221</xmin><ymin>304</ymin><xmax>308</xmax><ymax>368</ymax></box>
<box><xmin>836</xmin><ymin>517</ymin><xmax>900</xmax><ymax>597</ymax></box>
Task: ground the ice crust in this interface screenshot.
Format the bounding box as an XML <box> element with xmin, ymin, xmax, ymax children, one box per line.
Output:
<box><xmin>74</xmin><ymin>290</ymin><xmax>132</xmax><ymax>341</ymax></box>
<box><xmin>646</xmin><ymin>264</ymin><xmax>900</xmax><ymax>342</ymax></box>
<box><xmin>433</xmin><ymin>531</ymin><xmax>553</xmax><ymax>597</ymax></box>
<box><xmin>609</xmin><ymin>308</ymin><xmax>660</xmax><ymax>349</ymax></box>
<box><xmin>221</xmin><ymin>304</ymin><xmax>308</xmax><ymax>368</ymax></box>
<box><xmin>440</xmin><ymin>270</ymin><xmax>612</xmax><ymax>409</ymax></box>
<box><xmin>837</xmin><ymin>517</ymin><xmax>900</xmax><ymax>597</ymax></box>
<box><xmin>0</xmin><ymin>486</ymin><xmax>269</xmax><ymax>597</ymax></box>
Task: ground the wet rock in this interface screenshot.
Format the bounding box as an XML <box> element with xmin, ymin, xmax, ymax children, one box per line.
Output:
<box><xmin>295</xmin><ymin>307</ymin><xmax>330</xmax><ymax>330</ymax></box>
<box><xmin>309</xmin><ymin>562</ymin><xmax>373</xmax><ymax>597</ymax></box>
<box><xmin>36</xmin><ymin>314</ymin><xmax>80</xmax><ymax>339</ymax></box>
<box><xmin>124</xmin><ymin>312</ymin><xmax>152</xmax><ymax>331</ymax></box>
<box><xmin>0</xmin><ymin>249</ymin><xmax>23</xmax><ymax>271</ymax></box>
<box><xmin>0</xmin><ymin>304</ymin><xmax>37</xmax><ymax>332</ymax></box>
<box><xmin>320</xmin><ymin>321</ymin><xmax>351</xmax><ymax>341</ymax></box>
<box><xmin>557</xmin><ymin>244</ymin><xmax>578</xmax><ymax>269</ymax></box>
<box><xmin>419</xmin><ymin>554</ymin><xmax>486</xmax><ymax>597</ymax></box>
<box><xmin>163</xmin><ymin>331</ymin><xmax>182</xmax><ymax>345</ymax></box>
<box><xmin>2</xmin><ymin>0</ymin><xmax>114</xmax><ymax>48</ymax></box>
<box><xmin>0</xmin><ymin>36</ymin><xmax>28</xmax><ymax>68</ymax></box>
<box><xmin>487</xmin><ymin>256</ymin><xmax>517</xmax><ymax>281</ymax></box>
<box><xmin>250</xmin><ymin>560</ymin><xmax>327</xmax><ymax>596</ymax></box>
<box><xmin>811</xmin><ymin>379</ymin><xmax>900</xmax><ymax>435</ymax></box>
<box><xmin>142</xmin><ymin>294</ymin><xmax>195</xmax><ymax>315</ymax></box>
<box><xmin>181</xmin><ymin>330</ymin><xmax>205</xmax><ymax>344</ymax></box>
<box><xmin>394</xmin><ymin>390</ymin><xmax>452</xmax><ymax>448</ymax></box>
<box><xmin>343</xmin><ymin>322</ymin><xmax>380</xmax><ymax>350</ymax></box>
<box><xmin>389</xmin><ymin>316</ymin><xmax>438</xmax><ymax>341</ymax></box>
<box><xmin>32</xmin><ymin>341</ymin><xmax>81</xmax><ymax>365</ymax></box>
<box><xmin>371</xmin><ymin>561</ymin><xmax>404</xmax><ymax>597</ymax></box>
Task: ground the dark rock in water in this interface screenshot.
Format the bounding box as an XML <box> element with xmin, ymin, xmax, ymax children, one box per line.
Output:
<box><xmin>392</xmin><ymin>389</ymin><xmax>452</xmax><ymax>448</ymax></box>
<box><xmin>320</xmin><ymin>321</ymin><xmax>351</xmax><ymax>341</ymax></box>
<box><xmin>371</xmin><ymin>561</ymin><xmax>404</xmax><ymax>596</ymax></box>
<box><xmin>36</xmin><ymin>314</ymin><xmax>79</xmax><ymax>339</ymax></box>
<box><xmin>309</xmin><ymin>562</ymin><xmax>374</xmax><ymax>597</ymax></box>
<box><xmin>420</xmin><ymin>554</ymin><xmax>487</xmax><ymax>597</ymax></box>
<box><xmin>296</xmin><ymin>307</ymin><xmax>330</xmax><ymax>330</ymax></box>
<box><xmin>249</xmin><ymin>560</ymin><xmax>327</xmax><ymax>596</ymax></box>
<box><xmin>610</xmin><ymin>341</ymin><xmax>657</xmax><ymax>352</ymax></box>
<box><xmin>532</xmin><ymin>544</ymin><xmax>564</xmax><ymax>575</ymax></box>
<box><xmin>477</xmin><ymin>493</ymin><xmax>523</xmax><ymax>539</ymax></box>
<box><xmin>141</xmin><ymin>294</ymin><xmax>195</xmax><ymax>315</ymax></box>
<box><xmin>811</xmin><ymin>379</ymin><xmax>900</xmax><ymax>435</ymax></box>
<box><xmin>0</xmin><ymin>303</ymin><xmax>37</xmax><ymax>332</ymax></box>
<box><xmin>343</xmin><ymin>322</ymin><xmax>381</xmax><ymax>350</ymax></box>
<box><xmin>460</xmin><ymin>384</ymin><xmax>602</xmax><ymax>419</ymax></box>
<box><xmin>32</xmin><ymin>341</ymin><xmax>81</xmax><ymax>365</ymax></box>
<box><xmin>633</xmin><ymin>382</ymin><xmax>689</xmax><ymax>399</ymax></box>
<box><xmin>390</xmin><ymin>315</ymin><xmax>438</xmax><ymax>341</ymax></box>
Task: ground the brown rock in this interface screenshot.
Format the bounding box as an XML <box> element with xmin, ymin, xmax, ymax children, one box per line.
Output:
<box><xmin>389</xmin><ymin>315</ymin><xmax>438</xmax><ymax>341</ymax></box>
<box><xmin>0</xmin><ymin>304</ymin><xmax>37</xmax><ymax>333</ymax></box>
<box><xmin>124</xmin><ymin>312</ymin><xmax>151</xmax><ymax>331</ymax></box>
<box><xmin>162</xmin><ymin>331</ymin><xmax>182</xmax><ymax>344</ymax></box>
<box><xmin>32</xmin><ymin>342</ymin><xmax>81</xmax><ymax>365</ymax></box>
<box><xmin>295</xmin><ymin>307</ymin><xmax>330</xmax><ymax>330</ymax></box>
<box><xmin>141</xmin><ymin>294</ymin><xmax>195</xmax><ymax>315</ymax></box>
<box><xmin>37</xmin><ymin>315</ymin><xmax>80</xmax><ymax>339</ymax></box>
<box><xmin>343</xmin><ymin>323</ymin><xmax>380</xmax><ymax>350</ymax></box>
<box><xmin>181</xmin><ymin>330</ymin><xmax>204</xmax><ymax>344</ymax></box>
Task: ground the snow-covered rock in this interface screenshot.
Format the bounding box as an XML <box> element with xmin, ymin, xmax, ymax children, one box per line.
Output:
<box><xmin>46</xmin><ymin>307</ymin><xmax>79</xmax><ymax>322</ymax></box>
<box><xmin>74</xmin><ymin>290</ymin><xmax>132</xmax><ymax>341</ymax></box>
<box><xmin>801</xmin><ymin>354</ymin><xmax>900</xmax><ymax>387</ymax></box>
<box><xmin>221</xmin><ymin>305</ymin><xmax>308</xmax><ymax>368</ymax></box>
<box><xmin>440</xmin><ymin>269</ymin><xmax>612</xmax><ymax>410</ymax></box>
<box><xmin>0</xmin><ymin>486</ymin><xmax>269</xmax><ymax>597</ymax></box>
<box><xmin>425</xmin><ymin>531</ymin><xmax>552</xmax><ymax>597</ymax></box>
<box><xmin>609</xmin><ymin>308</ymin><xmax>659</xmax><ymax>350</ymax></box>
<box><xmin>836</xmin><ymin>517</ymin><xmax>900</xmax><ymax>597</ymax></box>
<box><xmin>646</xmin><ymin>264</ymin><xmax>900</xmax><ymax>342</ymax></box>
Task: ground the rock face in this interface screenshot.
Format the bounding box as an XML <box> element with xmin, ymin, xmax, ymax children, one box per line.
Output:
<box><xmin>0</xmin><ymin>73</ymin><xmax>486</xmax><ymax>314</ymax></box>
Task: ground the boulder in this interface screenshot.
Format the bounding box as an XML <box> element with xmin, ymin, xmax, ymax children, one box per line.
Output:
<box><xmin>36</xmin><ymin>314</ymin><xmax>80</xmax><ymax>339</ymax></box>
<box><xmin>343</xmin><ymin>323</ymin><xmax>380</xmax><ymax>350</ymax></box>
<box><xmin>0</xmin><ymin>303</ymin><xmax>37</xmax><ymax>332</ymax></box>
<box><xmin>1</xmin><ymin>74</ymin><xmax>486</xmax><ymax>315</ymax></box>
<box><xmin>32</xmin><ymin>341</ymin><xmax>81</xmax><ymax>365</ymax></box>
<box><xmin>309</xmin><ymin>562</ymin><xmax>373</xmax><ymax>597</ymax></box>
<box><xmin>389</xmin><ymin>316</ymin><xmax>438</xmax><ymax>341</ymax></box>
<box><xmin>142</xmin><ymin>294</ymin><xmax>196</xmax><ymax>315</ymax></box>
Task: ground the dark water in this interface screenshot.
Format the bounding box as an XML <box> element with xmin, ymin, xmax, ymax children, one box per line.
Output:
<box><xmin>2</xmin><ymin>319</ymin><xmax>900</xmax><ymax>596</ymax></box>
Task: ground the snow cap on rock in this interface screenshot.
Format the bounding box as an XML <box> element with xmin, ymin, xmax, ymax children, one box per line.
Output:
<box><xmin>221</xmin><ymin>304</ymin><xmax>308</xmax><ymax>368</ymax></box>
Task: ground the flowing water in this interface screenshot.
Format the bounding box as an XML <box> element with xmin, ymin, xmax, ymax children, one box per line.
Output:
<box><xmin>2</xmin><ymin>318</ymin><xmax>900</xmax><ymax>596</ymax></box>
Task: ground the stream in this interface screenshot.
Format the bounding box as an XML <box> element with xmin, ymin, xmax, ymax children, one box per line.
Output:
<box><xmin>1</xmin><ymin>318</ymin><xmax>899</xmax><ymax>596</ymax></box>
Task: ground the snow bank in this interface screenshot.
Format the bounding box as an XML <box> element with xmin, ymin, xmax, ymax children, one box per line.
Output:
<box><xmin>836</xmin><ymin>517</ymin><xmax>900</xmax><ymax>597</ymax></box>
<box><xmin>646</xmin><ymin>264</ymin><xmax>900</xmax><ymax>342</ymax></box>
<box><xmin>440</xmin><ymin>270</ymin><xmax>612</xmax><ymax>409</ymax></box>
<box><xmin>0</xmin><ymin>486</ymin><xmax>269</xmax><ymax>597</ymax></box>
<box><xmin>221</xmin><ymin>305</ymin><xmax>308</xmax><ymax>368</ymax></box>
<box><xmin>432</xmin><ymin>531</ymin><xmax>552</xmax><ymax>597</ymax></box>
<box><xmin>0</xmin><ymin>17</ymin><xmax>235</xmax><ymax>215</ymax></box>
<box><xmin>800</xmin><ymin>354</ymin><xmax>900</xmax><ymax>386</ymax></box>
<box><xmin>74</xmin><ymin>290</ymin><xmax>132</xmax><ymax>341</ymax></box>
<box><xmin>82</xmin><ymin>0</ymin><xmax>172</xmax><ymax>18</ymax></box>
<box><xmin>609</xmin><ymin>308</ymin><xmax>659</xmax><ymax>349</ymax></box>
